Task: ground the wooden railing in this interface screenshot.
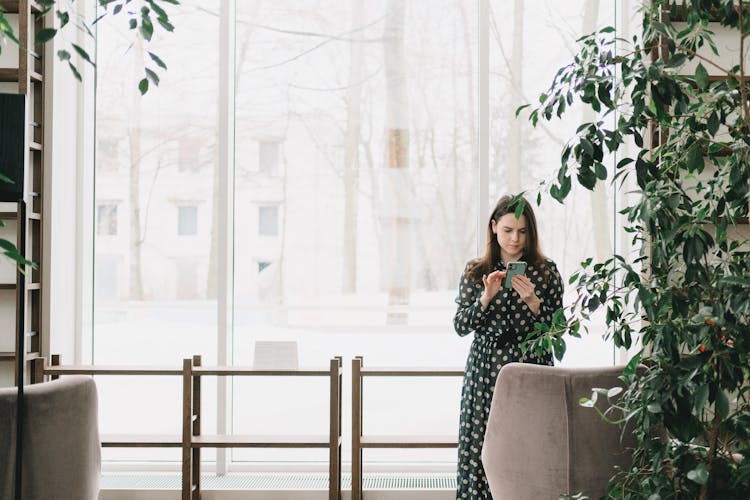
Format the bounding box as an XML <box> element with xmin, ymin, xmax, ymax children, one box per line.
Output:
<box><xmin>350</xmin><ymin>356</ymin><xmax>462</xmax><ymax>500</ymax></box>
<box><xmin>32</xmin><ymin>355</ymin><xmax>343</xmax><ymax>500</ymax></box>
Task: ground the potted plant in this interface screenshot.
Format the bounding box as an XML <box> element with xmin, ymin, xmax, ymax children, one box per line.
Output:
<box><xmin>520</xmin><ymin>0</ymin><xmax>750</xmax><ymax>497</ymax></box>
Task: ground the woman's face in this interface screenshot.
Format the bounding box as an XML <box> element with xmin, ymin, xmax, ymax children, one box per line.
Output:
<box><xmin>492</xmin><ymin>213</ymin><xmax>527</xmax><ymax>262</ymax></box>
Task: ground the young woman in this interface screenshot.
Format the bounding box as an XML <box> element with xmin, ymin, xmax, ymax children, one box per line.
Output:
<box><xmin>454</xmin><ymin>195</ymin><xmax>563</xmax><ymax>499</ymax></box>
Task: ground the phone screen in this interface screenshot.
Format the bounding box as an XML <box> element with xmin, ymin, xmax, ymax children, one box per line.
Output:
<box><xmin>504</xmin><ymin>261</ymin><xmax>527</xmax><ymax>289</ymax></box>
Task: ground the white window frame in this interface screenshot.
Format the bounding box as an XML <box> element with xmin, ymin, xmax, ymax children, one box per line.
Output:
<box><xmin>80</xmin><ymin>0</ymin><xmax>629</xmax><ymax>475</ymax></box>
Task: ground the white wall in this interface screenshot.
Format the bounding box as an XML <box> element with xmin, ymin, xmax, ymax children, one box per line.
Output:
<box><xmin>43</xmin><ymin>0</ymin><xmax>96</xmax><ymax>365</ymax></box>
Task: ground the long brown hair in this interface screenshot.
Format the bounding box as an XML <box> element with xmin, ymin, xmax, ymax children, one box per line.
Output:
<box><xmin>465</xmin><ymin>195</ymin><xmax>546</xmax><ymax>283</ymax></box>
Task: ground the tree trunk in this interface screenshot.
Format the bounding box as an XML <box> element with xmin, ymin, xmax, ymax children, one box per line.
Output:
<box><xmin>582</xmin><ymin>0</ymin><xmax>612</xmax><ymax>260</ymax></box>
<box><xmin>383</xmin><ymin>0</ymin><xmax>410</xmax><ymax>324</ymax></box>
<box><xmin>128</xmin><ymin>41</ymin><xmax>144</xmax><ymax>300</ymax></box>
<box><xmin>507</xmin><ymin>0</ymin><xmax>524</xmax><ymax>193</ymax></box>
<box><xmin>207</xmin><ymin>152</ymin><xmax>219</xmax><ymax>298</ymax></box>
<box><xmin>342</xmin><ymin>0</ymin><xmax>364</xmax><ymax>294</ymax></box>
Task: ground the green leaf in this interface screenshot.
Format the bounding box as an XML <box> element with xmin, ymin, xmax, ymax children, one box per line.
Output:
<box><xmin>647</xmin><ymin>403</ymin><xmax>662</xmax><ymax>413</ymax></box>
<box><xmin>594</xmin><ymin>162</ymin><xmax>607</xmax><ymax>180</ymax></box>
<box><xmin>695</xmin><ymin>63</ymin><xmax>709</xmax><ymax>90</ymax></box>
<box><xmin>34</xmin><ymin>27</ymin><xmax>57</xmax><ymax>45</ymax></box>
<box><xmin>716</xmin><ymin>389</ymin><xmax>729</xmax><ymax>418</ymax></box>
<box><xmin>552</xmin><ymin>337</ymin><xmax>566</xmax><ymax>361</ymax></box>
<box><xmin>694</xmin><ymin>384</ymin><xmax>709</xmax><ymax>411</ymax></box>
<box><xmin>687</xmin><ymin>463</ymin><xmax>709</xmax><ymax>485</ymax></box>
<box><xmin>623</xmin><ymin>351</ymin><xmax>642</xmax><ymax>376</ymax></box>
<box><xmin>56</xmin><ymin>10</ymin><xmax>70</xmax><ymax>29</ymax></box>
<box><xmin>67</xmin><ymin>61</ymin><xmax>82</xmax><ymax>81</ymax></box>
<box><xmin>57</xmin><ymin>49</ymin><xmax>71</xmax><ymax>61</ymax></box>
<box><xmin>157</xmin><ymin>17</ymin><xmax>175</xmax><ymax>32</ymax></box>
<box><xmin>72</xmin><ymin>43</ymin><xmax>95</xmax><ymax>66</ymax></box>
<box><xmin>607</xmin><ymin>386</ymin><xmax>623</xmax><ymax>398</ymax></box>
<box><xmin>145</xmin><ymin>67</ymin><xmax>159</xmax><ymax>86</ymax></box>
<box><xmin>0</xmin><ymin>16</ymin><xmax>20</xmax><ymax>45</ymax></box>
<box><xmin>148</xmin><ymin>51</ymin><xmax>167</xmax><ymax>70</ymax></box>
<box><xmin>580</xmin><ymin>138</ymin><xmax>594</xmax><ymax>157</ymax></box>
<box><xmin>146</xmin><ymin>0</ymin><xmax>169</xmax><ymax>19</ymax></box>
<box><xmin>665</xmin><ymin>53</ymin><xmax>687</xmax><ymax>68</ymax></box>
<box><xmin>720</xmin><ymin>276</ymin><xmax>750</xmax><ymax>287</ymax></box>
<box><xmin>138</xmin><ymin>77</ymin><xmax>149</xmax><ymax>95</ymax></box>
<box><xmin>514</xmin><ymin>198</ymin><xmax>526</xmax><ymax>220</ymax></box>
<box><xmin>140</xmin><ymin>13</ymin><xmax>154</xmax><ymax>41</ymax></box>
<box><xmin>707</xmin><ymin>111</ymin><xmax>720</xmax><ymax>137</ymax></box>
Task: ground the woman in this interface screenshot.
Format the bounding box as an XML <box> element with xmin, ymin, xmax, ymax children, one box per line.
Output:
<box><xmin>454</xmin><ymin>195</ymin><xmax>563</xmax><ymax>499</ymax></box>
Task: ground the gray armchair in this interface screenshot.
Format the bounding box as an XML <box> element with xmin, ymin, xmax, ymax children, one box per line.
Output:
<box><xmin>0</xmin><ymin>376</ymin><xmax>101</xmax><ymax>500</ymax></box>
<box><xmin>481</xmin><ymin>363</ymin><xmax>635</xmax><ymax>500</ymax></box>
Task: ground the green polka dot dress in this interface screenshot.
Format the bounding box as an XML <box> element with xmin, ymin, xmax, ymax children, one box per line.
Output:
<box><xmin>453</xmin><ymin>258</ymin><xmax>563</xmax><ymax>499</ymax></box>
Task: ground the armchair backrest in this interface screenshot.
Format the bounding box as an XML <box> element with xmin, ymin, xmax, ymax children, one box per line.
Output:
<box><xmin>481</xmin><ymin>363</ymin><xmax>635</xmax><ymax>500</ymax></box>
<box><xmin>0</xmin><ymin>376</ymin><xmax>101</xmax><ymax>500</ymax></box>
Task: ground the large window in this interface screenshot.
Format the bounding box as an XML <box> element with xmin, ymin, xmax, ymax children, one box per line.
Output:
<box><xmin>92</xmin><ymin>0</ymin><xmax>632</xmax><ymax>472</ymax></box>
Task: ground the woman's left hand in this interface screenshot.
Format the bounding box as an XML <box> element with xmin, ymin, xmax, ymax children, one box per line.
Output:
<box><xmin>511</xmin><ymin>274</ymin><xmax>541</xmax><ymax>315</ymax></box>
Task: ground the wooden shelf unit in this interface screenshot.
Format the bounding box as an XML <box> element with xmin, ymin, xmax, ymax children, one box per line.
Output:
<box><xmin>0</xmin><ymin>0</ymin><xmax>46</xmax><ymax>387</ymax></box>
<box><xmin>34</xmin><ymin>355</ymin><xmax>343</xmax><ymax>500</ymax></box>
<box><xmin>185</xmin><ymin>357</ymin><xmax>342</xmax><ymax>500</ymax></box>
<box><xmin>655</xmin><ymin>6</ymin><xmax>750</xmax><ymax>228</ymax></box>
<box><xmin>350</xmin><ymin>356</ymin><xmax>462</xmax><ymax>500</ymax></box>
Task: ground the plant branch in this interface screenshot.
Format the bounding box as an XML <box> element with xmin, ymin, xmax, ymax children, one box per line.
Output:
<box><xmin>699</xmin><ymin>410</ymin><xmax>723</xmax><ymax>500</ymax></box>
<box><xmin>676</xmin><ymin>44</ymin><xmax>736</xmax><ymax>78</ymax></box>
<box><xmin>740</xmin><ymin>1</ymin><xmax>750</xmax><ymax>126</ymax></box>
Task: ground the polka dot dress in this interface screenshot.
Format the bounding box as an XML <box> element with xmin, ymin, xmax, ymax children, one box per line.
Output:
<box><xmin>453</xmin><ymin>258</ymin><xmax>563</xmax><ymax>499</ymax></box>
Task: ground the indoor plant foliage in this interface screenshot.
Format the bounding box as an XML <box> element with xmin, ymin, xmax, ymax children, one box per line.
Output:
<box><xmin>521</xmin><ymin>0</ymin><xmax>750</xmax><ymax>498</ymax></box>
<box><xmin>0</xmin><ymin>0</ymin><xmax>177</xmax><ymax>268</ymax></box>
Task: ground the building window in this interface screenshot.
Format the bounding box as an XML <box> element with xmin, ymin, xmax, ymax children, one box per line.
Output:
<box><xmin>178</xmin><ymin>137</ymin><xmax>201</xmax><ymax>173</ymax></box>
<box><xmin>97</xmin><ymin>204</ymin><xmax>118</xmax><ymax>236</ymax></box>
<box><xmin>258</xmin><ymin>206</ymin><xmax>278</xmax><ymax>236</ymax></box>
<box><xmin>178</xmin><ymin>205</ymin><xmax>198</xmax><ymax>235</ymax></box>
<box><xmin>258</xmin><ymin>141</ymin><xmax>279</xmax><ymax>175</ymax></box>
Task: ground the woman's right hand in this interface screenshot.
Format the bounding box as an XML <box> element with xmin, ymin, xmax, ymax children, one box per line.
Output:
<box><xmin>480</xmin><ymin>270</ymin><xmax>506</xmax><ymax>310</ymax></box>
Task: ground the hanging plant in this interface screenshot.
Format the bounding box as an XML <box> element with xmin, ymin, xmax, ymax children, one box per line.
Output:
<box><xmin>520</xmin><ymin>0</ymin><xmax>750</xmax><ymax>497</ymax></box>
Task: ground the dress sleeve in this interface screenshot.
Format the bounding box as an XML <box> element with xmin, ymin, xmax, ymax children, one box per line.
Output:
<box><xmin>453</xmin><ymin>265</ymin><xmax>490</xmax><ymax>337</ymax></box>
<box><xmin>536</xmin><ymin>260</ymin><xmax>564</xmax><ymax>325</ymax></box>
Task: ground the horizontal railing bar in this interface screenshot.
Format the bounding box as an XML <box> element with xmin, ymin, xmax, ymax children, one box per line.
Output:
<box><xmin>192</xmin><ymin>434</ymin><xmax>332</xmax><ymax>448</ymax></box>
<box><xmin>360</xmin><ymin>367</ymin><xmax>463</xmax><ymax>376</ymax></box>
<box><xmin>101</xmin><ymin>434</ymin><xmax>182</xmax><ymax>448</ymax></box>
<box><xmin>360</xmin><ymin>435</ymin><xmax>458</xmax><ymax>448</ymax></box>
<box><xmin>44</xmin><ymin>365</ymin><xmax>183</xmax><ymax>376</ymax></box>
<box><xmin>193</xmin><ymin>366</ymin><xmax>334</xmax><ymax>376</ymax></box>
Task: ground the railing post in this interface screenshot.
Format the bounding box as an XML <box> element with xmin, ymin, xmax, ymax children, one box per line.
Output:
<box><xmin>30</xmin><ymin>357</ymin><xmax>44</xmax><ymax>384</ymax></box>
<box><xmin>181</xmin><ymin>358</ymin><xmax>193</xmax><ymax>500</ymax></box>
<box><xmin>50</xmin><ymin>354</ymin><xmax>60</xmax><ymax>380</ymax></box>
<box><xmin>192</xmin><ymin>355</ymin><xmax>202</xmax><ymax>499</ymax></box>
<box><xmin>351</xmin><ymin>356</ymin><xmax>363</xmax><ymax>500</ymax></box>
<box><xmin>329</xmin><ymin>357</ymin><xmax>342</xmax><ymax>500</ymax></box>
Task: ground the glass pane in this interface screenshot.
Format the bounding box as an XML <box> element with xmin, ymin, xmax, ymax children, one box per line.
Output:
<box><xmin>233</xmin><ymin>0</ymin><xmax>479</xmax><ymax>465</ymax></box>
<box><xmin>178</xmin><ymin>206</ymin><xmax>198</xmax><ymax>236</ymax></box>
<box><xmin>489</xmin><ymin>0</ymin><xmax>623</xmax><ymax>367</ymax></box>
<box><xmin>93</xmin><ymin>0</ymin><xmax>221</xmax><ymax>462</ymax></box>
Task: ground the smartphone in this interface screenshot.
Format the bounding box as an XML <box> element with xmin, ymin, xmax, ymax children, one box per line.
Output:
<box><xmin>504</xmin><ymin>261</ymin><xmax>527</xmax><ymax>289</ymax></box>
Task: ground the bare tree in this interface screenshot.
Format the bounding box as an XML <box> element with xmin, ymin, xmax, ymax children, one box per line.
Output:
<box><xmin>507</xmin><ymin>0</ymin><xmax>524</xmax><ymax>193</ymax></box>
<box><xmin>382</xmin><ymin>0</ymin><xmax>410</xmax><ymax>323</ymax></box>
<box><xmin>582</xmin><ymin>0</ymin><xmax>612</xmax><ymax>260</ymax></box>
<box><xmin>128</xmin><ymin>39</ymin><xmax>145</xmax><ymax>300</ymax></box>
<box><xmin>342</xmin><ymin>0</ymin><xmax>364</xmax><ymax>293</ymax></box>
